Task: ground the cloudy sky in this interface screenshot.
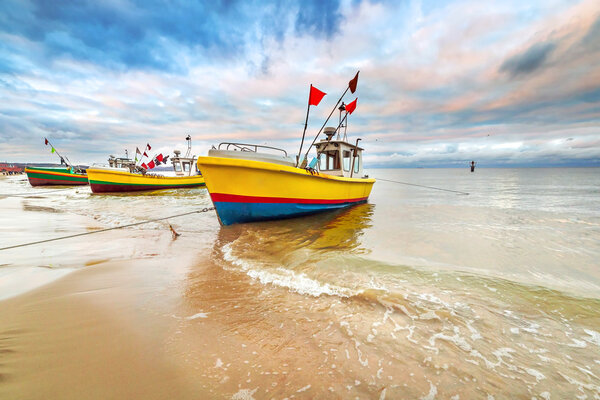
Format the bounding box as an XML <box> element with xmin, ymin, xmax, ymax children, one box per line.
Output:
<box><xmin>1</xmin><ymin>0</ymin><xmax>599</xmax><ymax>167</ymax></box>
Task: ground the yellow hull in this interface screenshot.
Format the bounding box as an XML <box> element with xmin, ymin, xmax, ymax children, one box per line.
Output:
<box><xmin>87</xmin><ymin>167</ymin><xmax>205</xmax><ymax>193</ymax></box>
<box><xmin>196</xmin><ymin>156</ymin><xmax>375</xmax><ymax>225</ymax></box>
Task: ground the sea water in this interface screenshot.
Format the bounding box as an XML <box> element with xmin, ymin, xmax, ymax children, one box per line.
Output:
<box><xmin>0</xmin><ymin>168</ymin><xmax>599</xmax><ymax>398</ymax></box>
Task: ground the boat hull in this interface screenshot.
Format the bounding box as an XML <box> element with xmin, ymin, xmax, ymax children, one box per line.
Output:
<box><xmin>25</xmin><ymin>167</ymin><xmax>88</xmax><ymax>186</ymax></box>
<box><xmin>86</xmin><ymin>167</ymin><xmax>205</xmax><ymax>193</ymax></box>
<box><xmin>196</xmin><ymin>156</ymin><xmax>375</xmax><ymax>225</ymax></box>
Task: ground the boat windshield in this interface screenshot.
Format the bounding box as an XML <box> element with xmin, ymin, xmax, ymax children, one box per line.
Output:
<box><xmin>173</xmin><ymin>162</ymin><xmax>182</xmax><ymax>172</ymax></box>
<box><xmin>319</xmin><ymin>151</ymin><xmax>340</xmax><ymax>171</ymax></box>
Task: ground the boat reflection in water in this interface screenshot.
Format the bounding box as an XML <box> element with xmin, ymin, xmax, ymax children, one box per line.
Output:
<box><xmin>173</xmin><ymin>204</ymin><xmax>376</xmax><ymax>398</ymax></box>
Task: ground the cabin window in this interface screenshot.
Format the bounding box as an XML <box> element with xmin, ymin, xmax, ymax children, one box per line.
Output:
<box><xmin>353</xmin><ymin>154</ymin><xmax>360</xmax><ymax>173</ymax></box>
<box><xmin>174</xmin><ymin>162</ymin><xmax>182</xmax><ymax>172</ymax></box>
<box><xmin>319</xmin><ymin>151</ymin><xmax>340</xmax><ymax>171</ymax></box>
<box><xmin>343</xmin><ymin>150</ymin><xmax>351</xmax><ymax>171</ymax></box>
<box><xmin>183</xmin><ymin>162</ymin><xmax>190</xmax><ymax>172</ymax></box>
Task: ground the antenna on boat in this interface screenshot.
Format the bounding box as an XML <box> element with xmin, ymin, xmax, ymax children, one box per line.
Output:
<box><xmin>301</xmin><ymin>71</ymin><xmax>359</xmax><ymax>167</ymax></box>
<box><xmin>337</xmin><ymin>103</ymin><xmax>346</xmax><ymax>140</ymax></box>
<box><xmin>185</xmin><ymin>135</ymin><xmax>192</xmax><ymax>158</ymax></box>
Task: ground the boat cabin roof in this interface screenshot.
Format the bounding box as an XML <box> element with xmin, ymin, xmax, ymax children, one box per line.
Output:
<box><xmin>315</xmin><ymin>139</ymin><xmax>364</xmax><ymax>152</ymax></box>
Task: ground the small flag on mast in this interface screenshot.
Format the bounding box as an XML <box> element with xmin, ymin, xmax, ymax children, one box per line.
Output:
<box><xmin>349</xmin><ymin>71</ymin><xmax>359</xmax><ymax>94</ymax></box>
<box><xmin>308</xmin><ymin>85</ymin><xmax>326</xmax><ymax>106</ymax></box>
<box><xmin>136</xmin><ymin>147</ymin><xmax>141</xmax><ymax>155</ymax></box>
<box><xmin>345</xmin><ymin>98</ymin><xmax>358</xmax><ymax>114</ymax></box>
<box><xmin>44</xmin><ymin>138</ymin><xmax>49</xmax><ymax>145</ymax></box>
<box><xmin>146</xmin><ymin>143</ymin><xmax>151</xmax><ymax>150</ymax></box>
<box><xmin>51</xmin><ymin>147</ymin><xmax>56</xmax><ymax>153</ymax></box>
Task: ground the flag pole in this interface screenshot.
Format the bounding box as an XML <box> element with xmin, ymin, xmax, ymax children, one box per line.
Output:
<box><xmin>302</xmin><ymin>70</ymin><xmax>358</xmax><ymax>164</ymax></box>
<box><xmin>302</xmin><ymin>86</ymin><xmax>349</xmax><ymax>165</ymax></box>
<box><xmin>296</xmin><ymin>84</ymin><xmax>313</xmax><ymax>167</ymax></box>
<box><xmin>44</xmin><ymin>137</ymin><xmax>71</xmax><ymax>168</ymax></box>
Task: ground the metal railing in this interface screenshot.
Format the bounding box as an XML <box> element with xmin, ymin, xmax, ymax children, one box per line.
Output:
<box><xmin>217</xmin><ymin>142</ymin><xmax>288</xmax><ymax>156</ymax></box>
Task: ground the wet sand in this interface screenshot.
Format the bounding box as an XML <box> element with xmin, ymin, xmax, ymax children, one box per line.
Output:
<box><xmin>0</xmin><ymin>257</ymin><xmax>210</xmax><ymax>399</ymax></box>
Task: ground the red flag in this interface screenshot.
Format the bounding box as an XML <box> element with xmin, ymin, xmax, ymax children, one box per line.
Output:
<box><xmin>143</xmin><ymin>151</ymin><xmax>148</xmax><ymax>157</ymax></box>
<box><xmin>349</xmin><ymin>71</ymin><xmax>359</xmax><ymax>94</ymax></box>
<box><xmin>141</xmin><ymin>163</ymin><xmax>148</xmax><ymax>169</ymax></box>
<box><xmin>346</xmin><ymin>98</ymin><xmax>358</xmax><ymax>114</ymax></box>
<box><xmin>308</xmin><ymin>85</ymin><xmax>326</xmax><ymax>106</ymax></box>
<box><xmin>148</xmin><ymin>160</ymin><xmax>155</xmax><ymax>169</ymax></box>
<box><xmin>146</xmin><ymin>143</ymin><xmax>151</xmax><ymax>150</ymax></box>
<box><xmin>44</xmin><ymin>138</ymin><xmax>48</xmax><ymax>145</ymax></box>
<box><xmin>136</xmin><ymin>147</ymin><xmax>141</xmax><ymax>155</ymax></box>
<box><xmin>156</xmin><ymin>154</ymin><xmax>163</xmax><ymax>162</ymax></box>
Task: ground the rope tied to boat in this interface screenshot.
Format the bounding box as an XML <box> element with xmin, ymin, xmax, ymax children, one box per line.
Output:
<box><xmin>375</xmin><ymin>177</ymin><xmax>470</xmax><ymax>195</ymax></box>
<box><xmin>0</xmin><ymin>207</ymin><xmax>215</xmax><ymax>251</ymax></box>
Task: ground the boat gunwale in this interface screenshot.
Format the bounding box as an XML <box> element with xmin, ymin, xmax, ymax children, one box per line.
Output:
<box><xmin>197</xmin><ymin>156</ymin><xmax>375</xmax><ymax>184</ymax></box>
<box><xmin>25</xmin><ymin>168</ymin><xmax>87</xmax><ymax>178</ymax></box>
<box><xmin>86</xmin><ymin>167</ymin><xmax>203</xmax><ymax>182</ymax></box>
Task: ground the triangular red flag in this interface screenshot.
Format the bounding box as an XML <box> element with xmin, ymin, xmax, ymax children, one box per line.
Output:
<box><xmin>44</xmin><ymin>138</ymin><xmax>48</xmax><ymax>145</ymax></box>
<box><xmin>148</xmin><ymin>160</ymin><xmax>155</xmax><ymax>169</ymax></box>
<box><xmin>143</xmin><ymin>151</ymin><xmax>148</xmax><ymax>157</ymax></box>
<box><xmin>156</xmin><ymin>154</ymin><xmax>163</xmax><ymax>162</ymax></box>
<box><xmin>146</xmin><ymin>143</ymin><xmax>151</xmax><ymax>150</ymax></box>
<box><xmin>141</xmin><ymin>163</ymin><xmax>148</xmax><ymax>169</ymax></box>
<box><xmin>346</xmin><ymin>98</ymin><xmax>358</xmax><ymax>114</ymax></box>
<box><xmin>349</xmin><ymin>71</ymin><xmax>359</xmax><ymax>94</ymax></box>
<box><xmin>308</xmin><ymin>85</ymin><xmax>326</xmax><ymax>106</ymax></box>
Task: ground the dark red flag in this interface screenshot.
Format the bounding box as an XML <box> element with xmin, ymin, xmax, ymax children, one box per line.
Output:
<box><xmin>148</xmin><ymin>160</ymin><xmax>155</xmax><ymax>169</ymax></box>
<box><xmin>346</xmin><ymin>98</ymin><xmax>357</xmax><ymax>114</ymax></box>
<box><xmin>146</xmin><ymin>143</ymin><xmax>151</xmax><ymax>150</ymax></box>
<box><xmin>44</xmin><ymin>138</ymin><xmax>48</xmax><ymax>145</ymax></box>
<box><xmin>349</xmin><ymin>71</ymin><xmax>359</xmax><ymax>94</ymax></box>
<box><xmin>308</xmin><ymin>85</ymin><xmax>326</xmax><ymax>106</ymax></box>
<box><xmin>156</xmin><ymin>154</ymin><xmax>163</xmax><ymax>162</ymax></box>
<box><xmin>141</xmin><ymin>163</ymin><xmax>148</xmax><ymax>169</ymax></box>
<box><xmin>143</xmin><ymin>151</ymin><xmax>148</xmax><ymax>157</ymax></box>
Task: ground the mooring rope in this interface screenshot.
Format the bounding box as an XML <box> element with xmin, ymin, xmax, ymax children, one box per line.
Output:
<box><xmin>375</xmin><ymin>177</ymin><xmax>470</xmax><ymax>195</ymax></box>
<box><xmin>0</xmin><ymin>207</ymin><xmax>215</xmax><ymax>251</ymax></box>
<box><xmin>0</xmin><ymin>188</ymin><xmax>75</xmax><ymax>197</ymax></box>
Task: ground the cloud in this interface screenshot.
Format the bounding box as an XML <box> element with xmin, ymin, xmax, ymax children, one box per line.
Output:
<box><xmin>0</xmin><ymin>0</ymin><xmax>599</xmax><ymax>167</ymax></box>
<box><xmin>499</xmin><ymin>41</ymin><xmax>556</xmax><ymax>77</ymax></box>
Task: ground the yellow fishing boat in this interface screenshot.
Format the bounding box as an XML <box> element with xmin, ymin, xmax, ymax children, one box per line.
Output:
<box><xmin>197</xmin><ymin>143</ymin><xmax>374</xmax><ymax>225</ymax></box>
<box><xmin>198</xmin><ymin>72</ymin><xmax>375</xmax><ymax>225</ymax></box>
<box><xmin>87</xmin><ymin>138</ymin><xmax>205</xmax><ymax>193</ymax></box>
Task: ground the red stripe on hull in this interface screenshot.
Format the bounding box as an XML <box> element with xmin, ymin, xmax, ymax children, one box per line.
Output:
<box><xmin>90</xmin><ymin>183</ymin><xmax>203</xmax><ymax>193</ymax></box>
<box><xmin>210</xmin><ymin>192</ymin><xmax>368</xmax><ymax>204</ymax></box>
<box><xmin>27</xmin><ymin>176</ymin><xmax>88</xmax><ymax>186</ymax></box>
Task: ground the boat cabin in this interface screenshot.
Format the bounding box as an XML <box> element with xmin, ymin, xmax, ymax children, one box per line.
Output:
<box><xmin>171</xmin><ymin>150</ymin><xmax>199</xmax><ymax>176</ymax></box>
<box><xmin>314</xmin><ymin>127</ymin><xmax>365</xmax><ymax>178</ymax></box>
<box><xmin>108</xmin><ymin>155</ymin><xmax>135</xmax><ymax>170</ymax></box>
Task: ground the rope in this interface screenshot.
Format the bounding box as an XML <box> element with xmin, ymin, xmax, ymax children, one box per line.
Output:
<box><xmin>375</xmin><ymin>177</ymin><xmax>469</xmax><ymax>195</ymax></box>
<box><xmin>0</xmin><ymin>207</ymin><xmax>215</xmax><ymax>251</ymax></box>
<box><xmin>0</xmin><ymin>188</ymin><xmax>74</xmax><ymax>197</ymax></box>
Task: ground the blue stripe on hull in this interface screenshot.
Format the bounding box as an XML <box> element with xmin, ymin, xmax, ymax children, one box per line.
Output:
<box><xmin>214</xmin><ymin>200</ymin><xmax>367</xmax><ymax>225</ymax></box>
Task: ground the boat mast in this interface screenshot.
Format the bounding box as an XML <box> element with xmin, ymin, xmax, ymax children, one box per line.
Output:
<box><xmin>185</xmin><ymin>135</ymin><xmax>192</xmax><ymax>158</ymax></box>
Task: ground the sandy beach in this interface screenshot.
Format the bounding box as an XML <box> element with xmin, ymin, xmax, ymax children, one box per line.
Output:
<box><xmin>1</xmin><ymin>170</ymin><xmax>599</xmax><ymax>399</ymax></box>
<box><xmin>0</xmin><ymin>255</ymin><xmax>209</xmax><ymax>399</ymax></box>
